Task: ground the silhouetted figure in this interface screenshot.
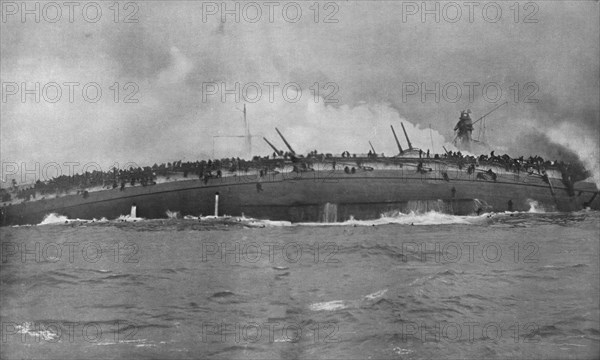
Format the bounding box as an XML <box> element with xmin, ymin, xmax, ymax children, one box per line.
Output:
<box><xmin>454</xmin><ymin>109</ymin><xmax>473</xmax><ymax>145</ymax></box>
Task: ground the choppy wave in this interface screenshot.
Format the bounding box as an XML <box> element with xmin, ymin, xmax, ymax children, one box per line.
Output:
<box><xmin>6</xmin><ymin>212</ymin><xmax>600</xmax><ymax>359</ymax></box>
<box><xmin>36</xmin><ymin>212</ymin><xmax>292</xmax><ymax>227</ymax></box>
<box><xmin>189</xmin><ymin>214</ymin><xmax>292</xmax><ymax>227</ymax></box>
<box><xmin>297</xmin><ymin>211</ymin><xmax>492</xmax><ymax>227</ymax></box>
<box><xmin>37</xmin><ymin>210</ymin><xmax>485</xmax><ymax>227</ymax></box>
<box><xmin>527</xmin><ymin>199</ymin><xmax>547</xmax><ymax>213</ymax></box>
<box><xmin>39</xmin><ymin>213</ymin><xmax>109</xmax><ymax>225</ymax></box>
<box><xmin>12</xmin><ymin>322</ymin><xmax>59</xmax><ymax>341</ymax></box>
<box><xmin>35</xmin><ymin>207</ymin><xmax>593</xmax><ymax>227</ymax></box>
<box><xmin>309</xmin><ymin>300</ymin><xmax>349</xmax><ymax>311</ymax></box>
<box><xmin>166</xmin><ymin>210</ymin><xmax>181</xmax><ymax>219</ymax></box>
<box><xmin>38</xmin><ymin>213</ymin><xmax>135</xmax><ymax>225</ymax></box>
<box><xmin>115</xmin><ymin>214</ymin><xmax>145</xmax><ymax>222</ymax></box>
<box><xmin>309</xmin><ymin>289</ymin><xmax>389</xmax><ymax>311</ymax></box>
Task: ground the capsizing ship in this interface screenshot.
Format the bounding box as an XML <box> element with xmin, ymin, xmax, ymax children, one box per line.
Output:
<box><xmin>1</xmin><ymin>106</ymin><xmax>599</xmax><ymax>226</ymax></box>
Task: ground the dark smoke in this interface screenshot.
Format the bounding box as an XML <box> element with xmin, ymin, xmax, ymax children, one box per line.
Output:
<box><xmin>514</xmin><ymin>132</ymin><xmax>591</xmax><ymax>183</ymax></box>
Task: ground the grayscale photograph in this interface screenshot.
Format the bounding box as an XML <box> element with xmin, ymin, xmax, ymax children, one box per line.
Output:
<box><xmin>1</xmin><ymin>1</ymin><xmax>599</xmax><ymax>359</ymax></box>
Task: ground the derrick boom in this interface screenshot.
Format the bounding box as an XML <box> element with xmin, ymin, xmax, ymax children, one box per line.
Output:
<box><xmin>390</xmin><ymin>125</ymin><xmax>404</xmax><ymax>154</ymax></box>
<box><xmin>401</xmin><ymin>122</ymin><xmax>413</xmax><ymax>150</ymax></box>
<box><xmin>275</xmin><ymin>128</ymin><xmax>295</xmax><ymax>154</ymax></box>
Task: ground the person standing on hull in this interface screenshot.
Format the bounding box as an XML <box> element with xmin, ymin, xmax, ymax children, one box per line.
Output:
<box><xmin>454</xmin><ymin>109</ymin><xmax>474</xmax><ymax>151</ymax></box>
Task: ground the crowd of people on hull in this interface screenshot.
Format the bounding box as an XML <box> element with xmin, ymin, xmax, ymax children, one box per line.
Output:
<box><xmin>5</xmin><ymin>158</ymin><xmax>262</xmax><ymax>203</ymax></box>
<box><xmin>439</xmin><ymin>150</ymin><xmax>587</xmax><ymax>194</ymax></box>
<box><xmin>2</xmin><ymin>147</ymin><xmax>588</xmax><ymax>204</ymax></box>
<box><xmin>443</xmin><ymin>150</ymin><xmax>550</xmax><ymax>171</ymax></box>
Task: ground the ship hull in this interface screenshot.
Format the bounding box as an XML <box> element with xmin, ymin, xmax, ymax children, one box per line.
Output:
<box><xmin>2</xmin><ymin>169</ymin><xmax>599</xmax><ymax>226</ymax></box>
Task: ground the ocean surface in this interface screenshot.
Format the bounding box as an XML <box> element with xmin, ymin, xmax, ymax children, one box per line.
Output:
<box><xmin>1</xmin><ymin>210</ymin><xmax>599</xmax><ymax>359</ymax></box>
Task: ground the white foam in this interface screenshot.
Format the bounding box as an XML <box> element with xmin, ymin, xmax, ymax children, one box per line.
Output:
<box><xmin>274</xmin><ymin>337</ymin><xmax>293</xmax><ymax>343</ymax></box>
<box><xmin>297</xmin><ymin>211</ymin><xmax>488</xmax><ymax>227</ymax></box>
<box><xmin>39</xmin><ymin>213</ymin><xmax>70</xmax><ymax>225</ymax></box>
<box><xmin>96</xmin><ymin>341</ymin><xmax>118</xmax><ymax>346</ymax></box>
<box><xmin>34</xmin><ymin>210</ymin><xmax>511</xmax><ymax>227</ymax></box>
<box><xmin>242</xmin><ymin>219</ymin><xmax>292</xmax><ymax>227</ymax></box>
<box><xmin>37</xmin><ymin>212</ymin><xmax>143</xmax><ymax>225</ymax></box>
<box><xmin>38</xmin><ymin>213</ymin><xmax>91</xmax><ymax>225</ymax></box>
<box><xmin>365</xmin><ymin>289</ymin><xmax>388</xmax><ymax>300</ymax></box>
<box><xmin>197</xmin><ymin>214</ymin><xmax>292</xmax><ymax>227</ymax></box>
<box><xmin>527</xmin><ymin>199</ymin><xmax>546</xmax><ymax>213</ymax></box>
<box><xmin>393</xmin><ymin>347</ymin><xmax>414</xmax><ymax>355</ymax></box>
<box><xmin>115</xmin><ymin>214</ymin><xmax>145</xmax><ymax>222</ymax></box>
<box><xmin>200</xmin><ymin>215</ymin><xmax>226</xmax><ymax>220</ymax></box>
<box><xmin>309</xmin><ymin>300</ymin><xmax>349</xmax><ymax>311</ymax></box>
<box><xmin>310</xmin><ymin>289</ymin><xmax>389</xmax><ymax>312</ymax></box>
<box><xmin>165</xmin><ymin>210</ymin><xmax>181</xmax><ymax>219</ymax></box>
<box><xmin>14</xmin><ymin>322</ymin><xmax>59</xmax><ymax>341</ymax></box>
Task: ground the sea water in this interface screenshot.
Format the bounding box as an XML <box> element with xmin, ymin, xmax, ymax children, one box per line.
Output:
<box><xmin>1</xmin><ymin>211</ymin><xmax>598</xmax><ymax>359</ymax></box>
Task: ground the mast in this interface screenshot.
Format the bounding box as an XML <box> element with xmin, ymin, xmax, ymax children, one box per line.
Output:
<box><xmin>429</xmin><ymin>124</ymin><xmax>435</xmax><ymax>152</ymax></box>
<box><xmin>400</xmin><ymin>122</ymin><xmax>413</xmax><ymax>150</ymax></box>
<box><xmin>263</xmin><ymin>137</ymin><xmax>281</xmax><ymax>154</ymax></box>
<box><xmin>243</xmin><ymin>104</ymin><xmax>251</xmax><ymax>156</ymax></box>
<box><xmin>275</xmin><ymin>128</ymin><xmax>295</xmax><ymax>154</ymax></box>
<box><xmin>390</xmin><ymin>125</ymin><xmax>404</xmax><ymax>154</ymax></box>
<box><xmin>236</xmin><ymin>104</ymin><xmax>252</xmax><ymax>156</ymax></box>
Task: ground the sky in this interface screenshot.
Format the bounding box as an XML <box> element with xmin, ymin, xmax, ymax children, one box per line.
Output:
<box><xmin>1</xmin><ymin>1</ymin><xmax>599</xmax><ymax>183</ymax></box>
